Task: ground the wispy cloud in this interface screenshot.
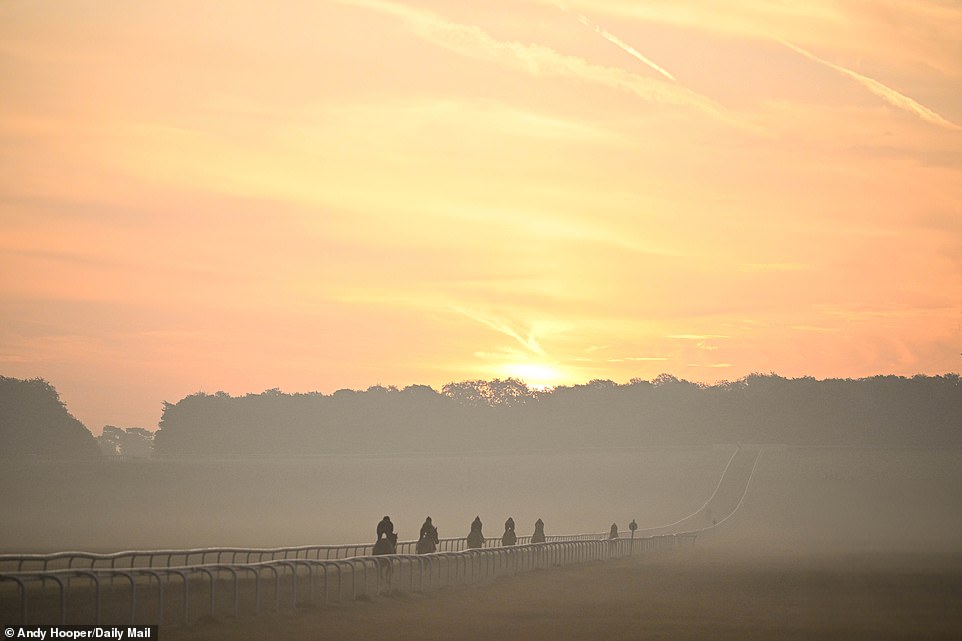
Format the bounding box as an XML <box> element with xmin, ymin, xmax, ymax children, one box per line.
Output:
<box><xmin>560</xmin><ymin>4</ymin><xmax>676</xmax><ymax>82</ymax></box>
<box><xmin>739</xmin><ymin>262</ymin><xmax>811</xmax><ymax>272</ymax></box>
<box><xmin>584</xmin><ymin>344</ymin><xmax>610</xmax><ymax>353</ymax></box>
<box><xmin>790</xmin><ymin>325</ymin><xmax>840</xmax><ymax>333</ymax></box>
<box><xmin>780</xmin><ymin>39</ymin><xmax>961</xmax><ymax>130</ymax></box>
<box><xmin>543</xmin><ymin>1</ymin><xmax>962</xmax><ymax>78</ymax></box>
<box><xmin>453</xmin><ymin>307</ymin><xmax>545</xmax><ymax>356</ymax></box>
<box><xmin>340</xmin><ymin>0</ymin><xmax>724</xmax><ymax>118</ymax></box>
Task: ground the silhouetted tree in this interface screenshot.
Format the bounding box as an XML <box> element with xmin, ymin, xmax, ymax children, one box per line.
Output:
<box><xmin>0</xmin><ymin>376</ymin><xmax>100</xmax><ymax>458</ymax></box>
<box><xmin>441</xmin><ymin>378</ymin><xmax>539</xmax><ymax>407</ymax></box>
<box><xmin>97</xmin><ymin>426</ymin><xmax>153</xmax><ymax>457</ymax></box>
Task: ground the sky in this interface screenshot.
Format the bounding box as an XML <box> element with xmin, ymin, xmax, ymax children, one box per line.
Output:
<box><xmin>2</xmin><ymin>0</ymin><xmax>961</xmax><ymax>433</ymax></box>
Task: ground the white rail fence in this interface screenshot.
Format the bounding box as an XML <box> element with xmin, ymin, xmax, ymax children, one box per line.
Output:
<box><xmin>0</xmin><ymin>533</ymin><xmax>606</xmax><ymax>573</ymax></box>
<box><xmin>0</xmin><ymin>534</ymin><xmax>695</xmax><ymax>626</ymax></box>
<box><xmin>0</xmin><ymin>449</ymin><xmax>760</xmax><ymax>626</ymax></box>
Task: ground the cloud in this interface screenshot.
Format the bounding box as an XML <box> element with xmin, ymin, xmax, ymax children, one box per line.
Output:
<box><xmin>340</xmin><ymin>0</ymin><xmax>724</xmax><ymax>118</ymax></box>
<box><xmin>780</xmin><ymin>39</ymin><xmax>961</xmax><ymax>130</ymax></box>
<box><xmin>540</xmin><ymin>1</ymin><xmax>962</xmax><ymax>78</ymax></box>
<box><xmin>559</xmin><ymin>4</ymin><xmax>676</xmax><ymax>82</ymax></box>
<box><xmin>584</xmin><ymin>344</ymin><xmax>610</xmax><ymax>353</ymax></box>
<box><xmin>739</xmin><ymin>262</ymin><xmax>811</xmax><ymax>272</ymax></box>
<box><xmin>453</xmin><ymin>307</ymin><xmax>546</xmax><ymax>356</ymax></box>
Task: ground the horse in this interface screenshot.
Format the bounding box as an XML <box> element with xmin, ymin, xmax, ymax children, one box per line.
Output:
<box><xmin>416</xmin><ymin>525</ymin><xmax>439</xmax><ymax>554</ymax></box>
<box><xmin>372</xmin><ymin>531</ymin><xmax>397</xmax><ymax>591</ymax></box>
<box><xmin>467</xmin><ymin>516</ymin><xmax>485</xmax><ymax>549</ymax></box>
<box><xmin>531</xmin><ymin>518</ymin><xmax>546</xmax><ymax>544</ymax></box>
<box><xmin>608</xmin><ymin>523</ymin><xmax>619</xmax><ymax>540</ymax></box>
<box><xmin>373</xmin><ymin>531</ymin><xmax>398</xmax><ymax>555</ymax></box>
<box><xmin>502</xmin><ymin>517</ymin><xmax>517</xmax><ymax>547</ymax></box>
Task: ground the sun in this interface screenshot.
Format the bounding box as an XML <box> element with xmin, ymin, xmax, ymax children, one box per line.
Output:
<box><xmin>500</xmin><ymin>363</ymin><xmax>566</xmax><ymax>390</ymax></box>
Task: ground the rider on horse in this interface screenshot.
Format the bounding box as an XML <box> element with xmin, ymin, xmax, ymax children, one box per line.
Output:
<box><xmin>416</xmin><ymin>516</ymin><xmax>439</xmax><ymax>554</ymax></box>
<box><xmin>531</xmin><ymin>518</ymin><xmax>546</xmax><ymax>543</ymax></box>
<box><xmin>374</xmin><ymin>515</ymin><xmax>397</xmax><ymax>555</ymax></box>
<box><xmin>502</xmin><ymin>516</ymin><xmax>517</xmax><ymax>546</ymax></box>
<box><xmin>467</xmin><ymin>516</ymin><xmax>485</xmax><ymax>549</ymax></box>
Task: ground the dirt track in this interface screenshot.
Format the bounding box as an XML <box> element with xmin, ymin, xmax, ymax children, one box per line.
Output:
<box><xmin>162</xmin><ymin>544</ymin><xmax>962</xmax><ymax>641</ymax></box>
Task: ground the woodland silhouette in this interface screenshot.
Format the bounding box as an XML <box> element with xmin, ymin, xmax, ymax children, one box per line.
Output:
<box><xmin>98</xmin><ymin>426</ymin><xmax>153</xmax><ymax>457</ymax></box>
<box><xmin>0</xmin><ymin>376</ymin><xmax>100</xmax><ymax>458</ymax></box>
<box><xmin>2</xmin><ymin>374</ymin><xmax>961</xmax><ymax>459</ymax></box>
<box><xmin>151</xmin><ymin>374</ymin><xmax>962</xmax><ymax>457</ymax></box>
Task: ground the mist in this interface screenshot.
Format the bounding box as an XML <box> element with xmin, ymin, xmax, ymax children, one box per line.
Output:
<box><xmin>2</xmin><ymin>446</ymin><xmax>959</xmax><ymax>555</ymax></box>
<box><xmin>3</xmin><ymin>375</ymin><xmax>962</xmax><ymax>639</ymax></box>
<box><xmin>3</xmin><ymin>374</ymin><xmax>961</xmax><ymax>555</ymax></box>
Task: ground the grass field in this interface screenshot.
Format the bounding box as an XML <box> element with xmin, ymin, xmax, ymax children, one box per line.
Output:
<box><xmin>161</xmin><ymin>544</ymin><xmax>962</xmax><ymax>641</ymax></box>
<box><xmin>2</xmin><ymin>447</ymin><xmax>960</xmax><ymax>638</ymax></box>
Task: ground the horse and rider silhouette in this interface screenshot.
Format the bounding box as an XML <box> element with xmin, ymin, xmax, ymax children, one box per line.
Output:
<box><xmin>374</xmin><ymin>515</ymin><xmax>544</xmax><ymax>554</ymax></box>
<box><xmin>372</xmin><ymin>515</ymin><xmax>442</xmax><ymax>555</ymax></box>
<box><xmin>416</xmin><ymin>516</ymin><xmax>439</xmax><ymax>554</ymax></box>
<box><xmin>373</xmin><ymin>515</ymin><xmax>398</xmax><ymax>555</ymax></box>
<box><xmin>501</xmin><ymin>517</ymin><xmax>517</xmax><ymax>546</ymax></box>
<box><xmin>467</xmin><ymin>516</ymin><xmax>485</xmax><ymax>549</ymax></box>
<box><xmin>608</xmin><ymin>523</ymin><xmax>619</xmax><ymax>540</ymax></box>
<box><xmin>531</xmin><ymin>518</ymin><xmax>546</xmax><ymax>543</ymax></box>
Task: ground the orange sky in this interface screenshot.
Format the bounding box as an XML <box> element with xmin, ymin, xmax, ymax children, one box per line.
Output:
<box><xmin>2</xmin><ymin>0</ymin><xmax>961</xmax><ymax>433</ymax></box>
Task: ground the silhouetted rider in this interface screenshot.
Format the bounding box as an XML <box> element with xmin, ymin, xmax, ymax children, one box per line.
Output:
<box><xmin>467</xmin><ymin>516</ymin><xmax>485</xmax><ymax>549</ymax></box>
<box><xmin>417</xmin><ymin>516</ymin><xmax>439</xmax><ymax>554</ymax></box>
<box><xmin>531</xmin><ymin>518</ymin><xmax>546</xmax><ymax>543</ymax></box>
<box><xmin>502</xmin><ymin>516</ymin><xmax>517</xmax><ymax>546</ymax></box>
<box><xmin>377</xmin><ymin>515</ymin><xmax>394</xmax><ymax>540</ymax></box>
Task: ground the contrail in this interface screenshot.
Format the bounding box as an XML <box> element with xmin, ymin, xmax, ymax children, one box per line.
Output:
<box><xmin>780</xmin><ymin>39</ymin><xmax>961</xmax><ymax>130</ymax></box>
<box><xmin>569</xmin><ymin>9</ymin><xmax>676</xmax><ymax>82</ymax></box>
<box><xmin>338</xmin><ymin>0</ymin><xmax>741</xmax><ymax>127</ymax></box>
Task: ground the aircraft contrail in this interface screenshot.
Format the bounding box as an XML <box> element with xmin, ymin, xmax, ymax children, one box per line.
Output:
<box><xmin>339</xmin><ymin>0</ymin><xmax>735</xmax><ymax>125</ymax></box>
<box><xmin>570</xmin><ymin>10</ymin><xmax>676</xmax><ymax>82</ymax></box>
<box><xmin>780</xmin><ymin>39</ymin><xmax>960</xmax><ymax>130</ymax></box>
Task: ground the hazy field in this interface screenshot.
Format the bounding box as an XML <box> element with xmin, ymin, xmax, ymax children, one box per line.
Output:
<box><xmin>2</xmin><ymin>447</ymin><xmax>960</xmax><ymax>553</ymax></box>
<box><xmin>2</xmin><ymin>447</ymin><xmax>961</xmax><ymax>638</ymax></box>
<box><xmin>161</xmin><ymin>545</ymin><xmax>962</xmax><ymax>641</ymax></box>
<box><xmin>1</xmin><ymin>448</ymin><xmax>733</xmax><ymax>551</ymax></box>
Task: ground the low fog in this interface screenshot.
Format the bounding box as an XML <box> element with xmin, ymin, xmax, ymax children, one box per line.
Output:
<box><xmin>2</xmin><ymin>375</ymin><xmax>961</xmax><ymax>554</ymax></box>
<box><xmin>2</xmin><ymin>447</ymin><xmax>960</xmax><ymax>554</ymax></box>
<box><xmin>3</xmin><ymin>375</ymin><xmax>962</xmax><ymax>638</ymax></box>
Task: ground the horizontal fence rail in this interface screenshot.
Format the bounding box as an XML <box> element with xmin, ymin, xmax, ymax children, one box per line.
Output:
<box><xmin>0</xmin><ymin>534</ymin><xmax>608</xmax><ymax>573</ymax></box>
<box><xmin>0</xmin><ymin>449</ymin><xmax>760</xmax><ymax>626</ymax></box>
<box><xmin>0</xmin><ymin>534</ymin><xmax>696</xmax><ymax>626</ymax></box>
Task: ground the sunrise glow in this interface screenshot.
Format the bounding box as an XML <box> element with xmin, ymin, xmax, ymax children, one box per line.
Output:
<box><xmin>500</xmin><ymin>363</ymin><xmax>567</xmax><ymax>390</ymax></box>
<box><xmin>1</xmin><ymin>0</ymin><xmax>960</xmax><ymax>431</ymax></box>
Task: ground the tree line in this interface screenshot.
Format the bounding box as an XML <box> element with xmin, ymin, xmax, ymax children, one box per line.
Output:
<box><xmin>3</xmin><ymin>373</ymin><xmax>959</xmax><ymax>459</ymax></box>
<box><xmin>153</xmin><ymin>374</ymin><xmax>962</xmax><ymax>457</ymax></box>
